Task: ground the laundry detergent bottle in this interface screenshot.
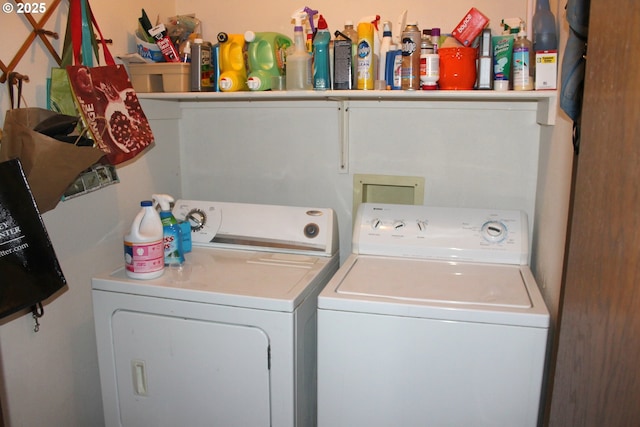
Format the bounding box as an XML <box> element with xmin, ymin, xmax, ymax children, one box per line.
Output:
<box><xmin>124</xmin><ymin>200</ymin><xmax>165</xmax><ymax>279</ymax></box>
<box><xmin>152</xmin><ymin>194</ymin><xmax>185</xmax><ymax>265</ymax></box>
<box><xmin>245</xmin><ymin>31</ymin><xmax>292</xmax><ymax>91</ymax></box>
<box><xmin>218</xmin><ymin>32</ymin><xmax>248</xmax><ymax>92</ymax></box>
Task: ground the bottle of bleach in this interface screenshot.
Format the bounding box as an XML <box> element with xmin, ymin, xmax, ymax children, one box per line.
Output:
<box><xmin>152</xmin><ymin>194</ymin><xmax>185</xmax><ymax>265</ymax></box>
<box><xmin>124</xmin><ymin>200</ymin><xmax>165</xmax><ymax>280</ymax></box>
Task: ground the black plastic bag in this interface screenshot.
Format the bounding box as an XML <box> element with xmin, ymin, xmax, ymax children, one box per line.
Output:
<box><xmin>0</xmin><ymin>158</ymin><xmax>66</xmax><ymax>319</ymax></box>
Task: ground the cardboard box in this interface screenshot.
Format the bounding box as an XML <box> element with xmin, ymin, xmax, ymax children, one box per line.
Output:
<box><xmin>452</xmin><ymin>7</ymin><xmax>489</xmax><ymax>47</ymax></box>
<box><xmin>535</xmin><ymin>50</ymin><xmax>558</xmax><ymax>90</ymax></box>
<box><xmin>128</xmin><ymin>63</ymin><xmax>190</xmax><ymax>93</ymax></box>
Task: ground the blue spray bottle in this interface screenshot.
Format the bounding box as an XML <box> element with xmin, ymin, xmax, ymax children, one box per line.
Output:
<box><xmin>313</xmin><ymin>15</ymin><xmax>331</xmax><ymax>90</ymax></box>
<box><xmin>152</xmin><ymin>194</ymin><xmax>185</xmax><ymax>265</ymax></box>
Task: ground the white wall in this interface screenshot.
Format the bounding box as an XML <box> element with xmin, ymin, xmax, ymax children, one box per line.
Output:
<box><xmin>0</xmin><ymin>0</ymin><xmax>571</xmax><ymax>426</ymax></box>
<box><xmin>0</xmin><ymin>1</ymin><xmax>177</xmax><ymax>426</ymax></box>
<box><xmin>175</xmin><ymin>0</ymin><xmax>528</xmax><ymax>42</ymax></box>
<box><xmin>177</xmin><ymin>99</ymin><xmax>541</xmax><ymax>263</ymax></box>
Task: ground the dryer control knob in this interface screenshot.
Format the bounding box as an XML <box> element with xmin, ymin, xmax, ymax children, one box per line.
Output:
<box><xmin>371</xmin><ymin>219</ymin><xmax>382</xmax><ymax>230</ymax></box>
<box><xmin>186</xmin><ymin>208</ymin><xmax>207</xmax><ymax>231</ymax></box>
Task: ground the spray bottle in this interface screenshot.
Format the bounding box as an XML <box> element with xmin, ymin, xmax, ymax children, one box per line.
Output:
<box><xmin>304</xmin><ymin>6</ymin><xmax>319</xmax><ymax>53</ymax></box>
<box><xmin>393</xmin><ymin>10</ymin><xmax>408</xmax><ymax>47</ymax></box>
<box><xmin>385</xmin><ymin>43</ymin><xmax>403</xmax><ymax>90</ymax></box>
<box><xmin>286</xmin><ymin>8</ymin><xmax>313</xmax><ymax>90</ymax></box>
<box><xmin>378</xmin><ymin>21</ymin><xmax>393</xmax><ymax>88</ymax></box>
<box><xmin>512</xmin><ymin>19</ymin><xmax>534</xmax><ymax>91</ymax></box>
<box><xmin>313</xmin><ymin>15</ymin><xmax>331</xmax><ymax>90</ymax></box>
<box><xmin>152</xmin><ymin>194</ymin><xmax>185</xmax><ymax>266</ymax></box>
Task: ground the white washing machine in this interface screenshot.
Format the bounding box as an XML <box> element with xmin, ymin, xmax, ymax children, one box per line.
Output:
<box><xmin>317</xmin><ymin>203</ymin><xmax>549</xmax><ymax>427</ymax></box>
<box><xmin>92</xmin><ymin>200</ymin><xmax>339</xmax><ymax>427</ymax></box>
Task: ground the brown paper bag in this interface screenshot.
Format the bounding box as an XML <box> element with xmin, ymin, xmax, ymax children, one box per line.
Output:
<box><xmin>0</xmin><ymin>107</ymin><xmax>105</xmax><ymax>213</ymax></box>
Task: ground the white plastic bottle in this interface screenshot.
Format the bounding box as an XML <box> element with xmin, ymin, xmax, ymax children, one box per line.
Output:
<box><xmin>378</xmin><ymin>21</ymin><xmax>393</xmax><ymax>88</ymax></box>
<box><xmin>419</xmin><ymin>30</ymin><xmax>439</xmax><ymax>90</ymax></box>
<box><xmin>124</xmin><ymin>200</ymin><xmax>165</xmax><ymax>279</ymax></box>
<box><xmin>513</xmin><ymin>22</ymin><xmax>534</xmax><ymax>91</ymax></box>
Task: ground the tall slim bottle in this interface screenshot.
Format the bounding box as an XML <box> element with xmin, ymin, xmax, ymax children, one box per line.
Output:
<box><xmin>313</xmin><ymin>15</ymin><xmax>331</xmax><ymax>90</ymax></box>
<box><xmin>356</xmin><ymin>22</ymin><xmax>374</xmax><ymax>90</ymax></box>
<box><xmin>513</xmin><ymin>23</ymin><xmax>534</xmax><ymax>91</ymax></box>
<box><xmin>532</xmin><ymin>0</ymin><xmax>558</xmax><ymax>52</ymax></box>
<box><xmin>343</xmin><ymin>21</ymin><xmax>358</xmax><ymax>87</ymax></box>
<box><xmin>401</xmin><ymin>22</ymin><xmax>421</xmax><ymax>90</ymax></box>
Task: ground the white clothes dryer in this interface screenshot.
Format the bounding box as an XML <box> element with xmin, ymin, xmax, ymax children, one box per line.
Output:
<box><xmin>317</xmin><ymin>203</ymin><xmax>549</xmax><ymax>427</ymax></box>
<box><xmin>92</xmin><ymin>200</ymin><xmax>339</xmax><ymax>427</ymax></box>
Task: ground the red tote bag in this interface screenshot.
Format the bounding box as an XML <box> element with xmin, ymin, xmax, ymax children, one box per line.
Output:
<box><xmin>66</xmin><ymin>0</ymin><xmax>154</xmax><ymax>165</ymax></box>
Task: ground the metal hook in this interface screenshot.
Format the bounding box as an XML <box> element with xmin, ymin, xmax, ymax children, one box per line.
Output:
<box><xmin>31</xmin><ymin>302</ymin><xmax>44</xmax><ymax>333</ymax></box>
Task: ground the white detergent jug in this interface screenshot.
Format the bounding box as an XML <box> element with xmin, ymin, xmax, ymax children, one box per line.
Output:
<box><xmin>124</xmin><ymin>200</ymin><xmax>164</xmax><ymax>279</ymax></box>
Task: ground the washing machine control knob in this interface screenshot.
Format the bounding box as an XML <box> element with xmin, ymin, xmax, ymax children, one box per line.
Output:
<box><xmin>416</xmin><ymin>220</ymin><xmax>428</xmax><ymax>232</ymax></box>
<box><xmin>393</xmin><ymin>221</ymin><xmax>406</xmax><ymax>230</ymax></box>
<box><xmin>371</xmin><ymin>219</ymin><xmax>382</xmax><ymax>230</ymax></box>
<box><xmin>481</xmin><ymin>220</ymin><xmax>508</xmax><ymax>243</ymax></box>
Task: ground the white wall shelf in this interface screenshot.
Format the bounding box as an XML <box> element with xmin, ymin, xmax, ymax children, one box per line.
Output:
<box><xmin>137</xmin><ymin>90</ymin><xmax>558</xmax><ymax>126</ymax></box>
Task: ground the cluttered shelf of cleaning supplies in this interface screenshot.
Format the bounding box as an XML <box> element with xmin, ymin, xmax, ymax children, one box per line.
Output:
<box><xmin>126</xmin><ymin>7</ymin><xmax>558</xmax><ymax>125</ymax></box>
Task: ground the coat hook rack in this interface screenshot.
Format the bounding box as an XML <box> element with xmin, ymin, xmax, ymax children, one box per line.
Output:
<box><xmin>0</xmin><ymin>0</ymin><xmax>62</xmax><ymax>83</ymax></box>
<box><xmin>8</xmin><ymin>72</ymin><xmax>30</xmax><ymax>85</ymax></box>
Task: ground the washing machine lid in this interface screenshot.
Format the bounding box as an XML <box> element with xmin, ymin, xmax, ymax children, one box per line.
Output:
<box><xmin>93</xmin><ymin>246</ymin><xmax>338</xmax><ymax>312</ymax></box>
<box><xmin>318</xmin><ymin>254</ymin><xmax>549</xmax><ymax>328</ymax></box>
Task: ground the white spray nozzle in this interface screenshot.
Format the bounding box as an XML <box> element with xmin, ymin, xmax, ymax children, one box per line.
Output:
<box><xmin>393</xmin><ymin>9</ymin><xmax>408</xmax><ymax>45</ymax></box>
<box><xmin>152</xmin><ymin>194</ymin><xmax>175</xmax><ymax>212</ymax></box>
<box><xmin>291</xmin><ymin>8</ymin><xmax>308</xmax><ymax>28</ymax></box>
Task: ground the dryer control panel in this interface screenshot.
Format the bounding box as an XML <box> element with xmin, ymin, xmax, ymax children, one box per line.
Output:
<box><xmin>353</xmin><ymin>203</ymin><xmax>529</xmax><ymax>265</ymax></box>
<box><xmin>173</xmin><ymin>200</ymin><xmax>339</xmax><ymax>257</ymax></box>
